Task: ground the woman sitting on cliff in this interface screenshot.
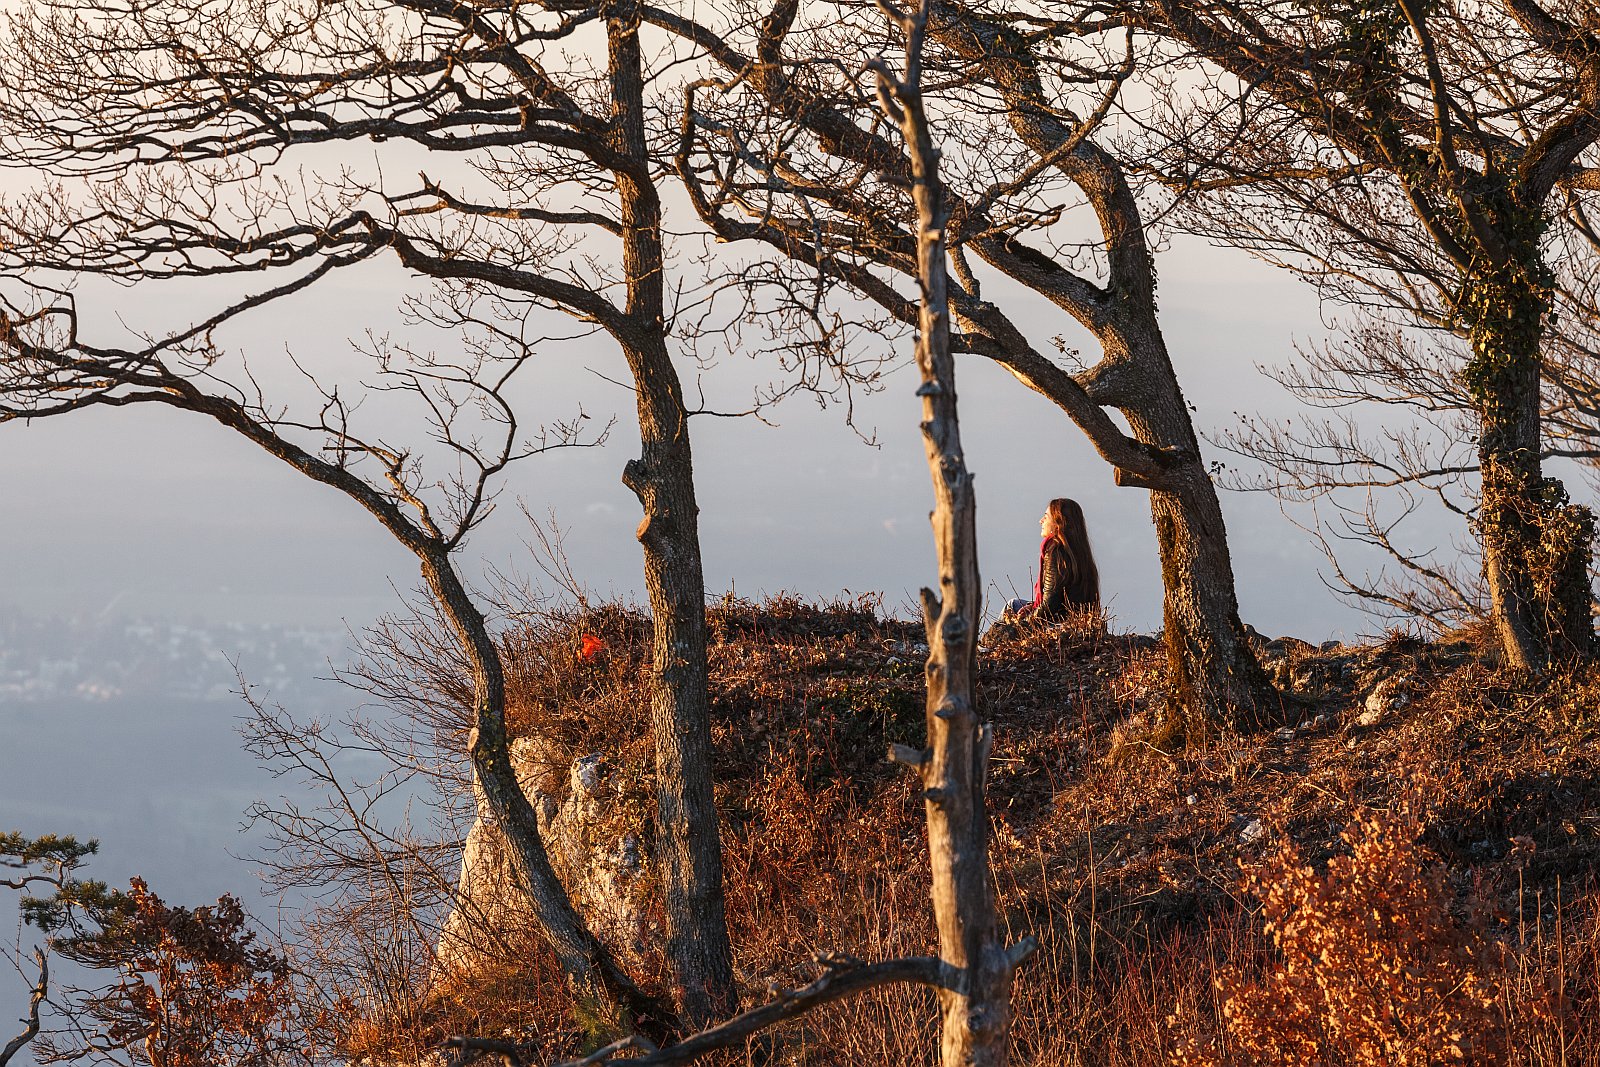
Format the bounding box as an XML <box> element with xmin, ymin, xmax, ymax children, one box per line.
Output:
<box><xmin>1007</xmin><ymin>497</ymin><xmax>1101</xmax><ymax>622</ymax></box>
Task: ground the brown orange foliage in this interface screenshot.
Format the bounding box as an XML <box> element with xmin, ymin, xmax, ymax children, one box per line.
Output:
<box><xmin>1176</xmin><ymin>812</ymin><xmax>1538</xmax><ymax>1067</ymax></box>
<box><xmin>325</xmin><ymin>597</ymin><xmax>1600</xmax><ymax>1065</ymax></box>
<box><xmin>40</xmin><ymin>879</ymin><xmax>303</xmax><ymax>1067</ymax></box>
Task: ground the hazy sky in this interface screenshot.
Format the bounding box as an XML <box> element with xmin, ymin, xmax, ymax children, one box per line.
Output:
<box><xmin>0</xmin><ymin>20</ymin><xmax>1473</xmax><ymax>644</ymax></box>
<box><xmin>0</xmin><ymin>231</ymin><xmax>1412</xmax><ymax>643</ymax></box>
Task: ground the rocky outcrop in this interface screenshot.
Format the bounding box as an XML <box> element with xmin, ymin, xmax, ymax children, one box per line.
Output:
<box><xmin>434</xmin><ymin>738</ymin><xmax>651</xmax><ymax>981</ymax></box>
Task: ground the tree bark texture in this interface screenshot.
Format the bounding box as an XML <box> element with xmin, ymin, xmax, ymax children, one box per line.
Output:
<box><xmin>1466</xmin><ymin>261</ymin><xmax>1595</xmax><ymax>668</ymax></box>
<box><xmin>875</xmin><ymin>7</ymin><xmax>1027</xmax><ymax>1061</ymax></box>
<box><xmin>1133</xmin><ymin>409</ymin><xmax>1272</xmax><ymax>728</ymax></box>
<box><xmin>1105</xmin><ymin>323</ymin><xmax>1275</xmax><ymax>728</ymax></box>
<box><xmin>607</xmin><ymin>0</ymin><xmax>736</xmax><ymax>1029</ymax></box>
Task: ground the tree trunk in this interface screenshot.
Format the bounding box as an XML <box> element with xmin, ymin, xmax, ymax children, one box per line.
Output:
<box><xmin>926</xmin><ymin>3</ymin><xmax>1274</xmax><ymax>730</ymax></box>
<box><xmin>619</xmin><ymin>391</ymin><xmax>737</xmax><ymax>1030</ymax></box>
<box><xmin>911</xmin><ymin>157</ymin><xmax>1019</xmax><ymax>1067</ymax></box>
<box><xmin>1108</xmin><ymin>323</ymin><xmax>1277</xmax><ymax>730</ymax></box>
<box><xmin>877</xmin><ymin>7</ymin><xmax>1027</xmax><ymax>1062</ymax></box>
<box><xmin>608</xmin><ymin>0</ymin><xmax>737</xmax><ymax>1029</ymax></box>
<box><xmin>1466</xmin><ymin>263</ymin><xmax>1594</xmax><ymax>668</ymax></box>
<box><xmin>1148</xmin><ymin>466</ymin><xmax>1274</xmax><ymax>727</ymax></box>
<box><xmin>153</xmin><ymin>377</ymin><xmax>670</xmax><ymax>1037</ymax></box>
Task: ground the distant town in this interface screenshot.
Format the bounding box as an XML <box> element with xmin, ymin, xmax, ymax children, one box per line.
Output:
<box><xmin>0</xmin><ymin>613</ymin><xmax>353</xmax><ymax>706</ymax></box>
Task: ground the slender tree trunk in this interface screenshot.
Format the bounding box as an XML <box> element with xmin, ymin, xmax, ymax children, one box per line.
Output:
<box><xmin>128</xmin><ymin>378</ymin><xmax>671</xmax><ymax>1037</ymax></box>
<box><xmin>912</xmin><ymin>167</ymin><xmax>1017</xmax><ymax>1067</ymax></box>
<box><xmin>618</xmin><ymin>368</ymin><xmax>737</xmax><ymax>1029</ymax></box>
<box><xmin>1467</xmin><ymin>260</ymin><xmax>1594</xmax><ymax>669</ymax></box>
<box><xmin>607</xmin><ymin>0</ymin><xmax>736</xmax><ymax>1029</ymax></box>
<box><xmin>1108</xmin><ymin>323</ymin><xmax>1276</xmax><ymax>729</ymax></box>
<box><xmin>877</xmin><ymin>7</ymin><xmax>1027</xmax><ymax>1062</ymax></box>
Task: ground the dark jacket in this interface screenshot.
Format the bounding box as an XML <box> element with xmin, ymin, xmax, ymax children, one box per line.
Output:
<box><xmin>1032</xmin><ymin>538</ymin><xmax>1098</xmax><ymax>621</ymax></box>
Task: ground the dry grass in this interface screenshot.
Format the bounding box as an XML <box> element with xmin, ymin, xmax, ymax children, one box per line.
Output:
<box><xmin>334</xmin><ymin>596</ymin><xmax>1600</xmax><ymax>1065</ymax></box>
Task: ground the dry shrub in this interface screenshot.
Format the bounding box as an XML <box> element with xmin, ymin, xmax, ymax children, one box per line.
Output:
<box><xmin>706</xmin><ymin>592</ymin><xmax>888</xmax><ymax>644</ymax></box>
<box><xmin>333</xmin><ymin>931</ymin><xmax>573</xmax><ymax>1067</ymax></box>
<box><xmin>985</xmin><ymin>607</ymin><xmax>1111</xmax><ymax>665</ymax></box>
<box><xmin>1505</xmin><ymin>878</ymin><xmax>1600</xmax><ymax>1065</ymax></box>
<box><xmin>500</xmin><ymin>602</ymin><xmax>654</xmax><ymax>755</ymax></box>
<box><xmin>1174</xmin><ymin>811</ymin><xmax>1539</xmax><ymax>1067</ymax></box>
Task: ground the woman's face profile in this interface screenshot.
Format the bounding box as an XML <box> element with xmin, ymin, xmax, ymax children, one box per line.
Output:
<box><xmin>1039</xmin><ymin>510</ymin><xmax>1056</xmax><ymax>538</ymax></box>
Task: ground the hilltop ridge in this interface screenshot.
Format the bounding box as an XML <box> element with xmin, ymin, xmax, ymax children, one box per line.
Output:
<box><xmin>341</xmin><ymin>595</ymin><xmax>1599</xmax><ymax>1065</ymax></box>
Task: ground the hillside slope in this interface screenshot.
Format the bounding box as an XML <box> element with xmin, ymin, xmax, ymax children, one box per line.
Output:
<box><xmin>355</xmin><ymin>597</ymin><xmax>1600</xmax><ymax>1065</ymax></box>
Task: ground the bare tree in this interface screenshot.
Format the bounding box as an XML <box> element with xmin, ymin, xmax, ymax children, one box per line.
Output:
<box><xmin>0</xmin><ymin>292</ymin><xmax>673</xmax><ymax>1035</ymax></box>
<box><xmin>1205</xmin><ymin>320</ymin><xmax>1492</xmax><ymax>631</ymax></box>
<box><xmin>444</xmin><ymin>3</ymin><xmax>1034</xmax><ymax>1062</ymax></box>
<box><xmin>1126</xmin><ymin>0</ymin><xmax>1600</xmax><ymax>667</ymax></box>
<box><xmin>0</xmin><ymin>0</ymin><xmax>740</xmax><ymax>1027</ymax></box>
<box><xmin>657</xmin><ymin>0</ymin><xmax>1276</xmax><ymax>730</ymax></box>
<box><xmin>867</xmin><ymin>0</ymin><xmax>1032</xmax><ymax>1057</ymax></box>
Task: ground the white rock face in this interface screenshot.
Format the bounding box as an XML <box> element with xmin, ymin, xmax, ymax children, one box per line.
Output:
<box><xmin>1359</xmin><ymin>674</ymin><xmax>1411</xmax><ymax>727</ymax></box>
<box><xmin>434</xmin><ymin>738</ymin><xmax>652</xmax><ymax>980</ymax></box>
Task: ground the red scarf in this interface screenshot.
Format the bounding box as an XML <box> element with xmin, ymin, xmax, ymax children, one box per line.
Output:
<box><xmin>1031</xmin><ymin>535</ymin><xmax>1056</xmax><ymax>607</ymax></box>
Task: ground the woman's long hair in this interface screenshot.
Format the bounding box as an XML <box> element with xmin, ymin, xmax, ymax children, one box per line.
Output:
<box><xmin>1048</xmin><ymin>498</ymin><xmax>1101</xmax><ymax>609</ymax></box>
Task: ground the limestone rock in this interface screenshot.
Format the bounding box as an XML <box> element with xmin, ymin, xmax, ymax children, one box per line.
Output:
<box><xmin>434</xmin><ymin>738</ymin><xmax>652</xmax><ymax>981</ymax></box>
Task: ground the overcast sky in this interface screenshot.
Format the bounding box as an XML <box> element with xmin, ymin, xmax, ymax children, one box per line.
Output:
<box><xmin>0</xmin><ymin>230</ymin><xmax>1419</xmax><ymax>643</ymax></box>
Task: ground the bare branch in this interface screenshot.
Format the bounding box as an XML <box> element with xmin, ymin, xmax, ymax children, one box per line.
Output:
<box><xmin>0</xmin><ymin>951</ymin><xmax>47</xmax><ymax>1067</ymax></box>
<box><xmin>443</xmin><ymin>956</ymin><xmax>943</xmax><ymax>1067</ymax></box>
